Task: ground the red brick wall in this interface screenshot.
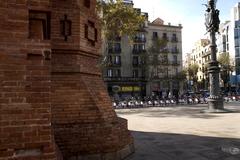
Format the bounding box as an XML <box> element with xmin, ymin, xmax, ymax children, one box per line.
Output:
<box><xmin>0</xmin><ymin>1</ymin><xmax>57</xmax><ymax>159</ymax></box>
<box><xmin>51</xmin><ymin>0</ymin><xmax>133</xmax><ymax>158</ymax></box>
<box><xmin>0</xmin><ymin>0</ymin><xmax>133</xmax><ymax>159</ymax></box>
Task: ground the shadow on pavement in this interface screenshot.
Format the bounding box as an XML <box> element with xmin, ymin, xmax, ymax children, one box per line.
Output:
<box><xmin>126</xmin><ymin>131</ymin><xmax>240</xmax><ymax>160</ymax></box>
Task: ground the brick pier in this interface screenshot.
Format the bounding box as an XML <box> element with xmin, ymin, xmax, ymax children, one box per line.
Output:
<box><xmin>0</xmin><ymin>0</ymin><xmax>133</xmax><ymax>159</ymax></box>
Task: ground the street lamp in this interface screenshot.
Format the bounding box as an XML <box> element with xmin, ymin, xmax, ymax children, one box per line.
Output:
<box><xmin>204</xmin><ymin>0</ymin><xmax>226</xmax><ymax>112</ymax></box>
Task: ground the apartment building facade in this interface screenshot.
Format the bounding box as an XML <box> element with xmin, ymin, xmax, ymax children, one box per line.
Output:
<box><xmin>102</xmin><ymin>3</ymin><xmax>183</xmax><ymax>99</ymax></box>
<box><xmin>189</xmin><ymin>39</ymin><xmax>210</xmax><ymax>90</ymax></box>
<box><xmin>145</xmin><ymin>18</ymin><xmax>183</xmax><ymax>97</ymax></box>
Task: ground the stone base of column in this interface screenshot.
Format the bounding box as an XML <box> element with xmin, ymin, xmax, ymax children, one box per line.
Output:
<box><xmin>203</xmin><ymin>97</ymin><xmax>231</xmax><ymax>113</ymax></box>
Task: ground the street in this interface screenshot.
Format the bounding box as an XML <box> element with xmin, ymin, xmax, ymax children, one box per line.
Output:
<box><xmin>116</xmin><ymin>102</ymin><xmax>240</xmax><ymax>160</ymax></box>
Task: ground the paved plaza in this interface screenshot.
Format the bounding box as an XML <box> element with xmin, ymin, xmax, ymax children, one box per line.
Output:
<box><xmin>116</xmin><ymin>102</ymin><xmax>240</xmax><ymax>160</ymax></box>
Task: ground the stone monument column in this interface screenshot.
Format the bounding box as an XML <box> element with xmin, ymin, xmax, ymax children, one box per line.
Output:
<box><xmin>204</xmin><ymin>0</ymin><xmax>225</xmax><ymax>112</ymax></box>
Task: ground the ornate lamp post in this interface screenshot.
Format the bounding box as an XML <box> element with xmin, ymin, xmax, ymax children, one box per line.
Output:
<box><xmin>204</xmin><ymin>0</ymin><xmax>225</xmax><ymax>112</ymax></box>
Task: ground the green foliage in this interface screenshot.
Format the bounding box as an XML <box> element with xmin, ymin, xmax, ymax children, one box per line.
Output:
<box><xmin>218</xmin><ymin>52</ymin><xmax>234</xmax><ymax>70</ymax></box>
<box><xmin>218</xmin><ymin>52</ymin><xmax>234</xmax><ymax>87</ymax></box>
<box><xmin>176</xmin><ymin>70</ymin><xmax>187</xmax><ymax>80</ymax></box>
<box><xmin>148</xmin><ymin>38</ymin><xmax>168</xmax><ymax>54</ymax></box>
<box><xmin>97</xmin><ymin>0</ymin><xmax>145</xmax><ymax>39</ymax></box>
<box><xmin>141</xmin><ymin>38</ymin><xmax>166</xmax><ymax>80</ymax></box>
<box><xmin>187</xmin><ymin>63</ymin><xmax>199</xmax><ymax>81</ymax></box>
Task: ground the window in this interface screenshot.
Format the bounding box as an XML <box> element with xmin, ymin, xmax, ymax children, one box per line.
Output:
<box><xmin>108</xmin><ymin>55</ymin><xmax>112</xmax><ymax>64</ymax></box>
<box><xmin>163</xmin><ymin>55</ymin><xmax>168</xmax><ymax>63</ymax></box>
<box><xmin>133</xmin><ymin>69</ymin><xmax>139</xmax><ymax>78</ymax></box>
<box><xmin>153</xmin><ymin>32</ymin><xmax>158</xmax><ymax>39</ymax></box>
<box><xmin>115</xmin><ymin>43</ymin><xmax>121</xmax><ymax>50</ymax></box>
<box><xmin>173</xmin><ymin>55</ymin><xmax>177</xmax><ymax>64</ymax></box>
<box><xmin>172</xmin><ymin>33</ymin><xmax>177</xmax><ymax>42</ymax></box>
<box><xmin>162</xmin><ymin>33</ymin><xmax>168</xmax><ymax>40</ymax></box>
<box><xmin>133</xmin><ymin>56</ymin><xmax>139</xmax><ymax>65</ymax></box>
<box><xmin>108</xmin><ymin>43</ymin><xmax>121</xmax><ymax>53</ymax></box>
<box><xmin>115</xmin><ymin>69</ymin><xmax>121</xmax><ymax>77</ymax></box>
<box><xmin>29</xmin><ymin>11</ymin><xmax>50</xmax><ymax>40</ymax></box>
<box><xmin>107</xmin><ymin>69</ymin><xmax>113</xmax><ymax>77</ymax></box>
<box><xmin>172</xmin><ymin>46</ymin><xmax>178</xmax><ymax>53</ymax></box>
<box><xmin>113</xmin><ymin>56</ymin><xmax>121</xmax><ymax>65</ymax></box>
<box><xmin>139</xmin><ymin>44</ymin><xmax>145</xmax><ymax>50</ymax></box>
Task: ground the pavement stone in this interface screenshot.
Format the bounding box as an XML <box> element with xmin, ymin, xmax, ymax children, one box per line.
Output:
<box><xmin>117</xmin><ymin>102</ymin><xmax>240</xmax><ymax>160</ymax></box>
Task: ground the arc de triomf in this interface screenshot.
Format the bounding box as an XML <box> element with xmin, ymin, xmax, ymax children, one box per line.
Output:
<box><xmin>0</xmin><ymin>0</ymin><xmax>134</xmax><ymax>159</ymax></box>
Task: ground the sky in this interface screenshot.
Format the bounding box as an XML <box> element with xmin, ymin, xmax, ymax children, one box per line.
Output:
<box><xmin>133</xmin><ymin>0</ymin><xmax>240</xmax><ymax>56</ymax></box>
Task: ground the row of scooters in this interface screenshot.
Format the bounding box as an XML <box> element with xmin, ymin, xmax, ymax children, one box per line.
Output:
<box><xmin>113</xmin><ymin>97</ymin><xmax>208</xmax><ymax>109</ymax></box>
<box><xmin>224</xmin><ymin>96</ymin><xmax>240</xmax><ymax>102</ymax></box>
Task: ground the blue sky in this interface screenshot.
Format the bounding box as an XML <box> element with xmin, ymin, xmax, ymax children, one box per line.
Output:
<box><xmin>134</xmin><ymin>0</ymin><xmax>240</xmax><ymax>55</ymax></box>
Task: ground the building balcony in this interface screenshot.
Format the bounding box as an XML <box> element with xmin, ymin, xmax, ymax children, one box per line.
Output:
<box><xmin>171</xmin><ymin>49</ymin><xmax>179</xmax><ymax>54</ymax></box>
<box><xmin>171</xmin><ymin>37</ymin><xmax>178</xmax><ymax>43</ymax></box>
<box><xmin>160</xmin><ymin>49</ymin><xmax>170</xmax><ymax>53</ymax></box>
<box><xmin>152</xmin><ymin>36</ymin><xmax>159</xmax><ymax>40</ymax></box>
<box><xmin>151</xmin><ymin>60</ymin><xmax>169</xmax><ymax>65</ymax></box>
<box><xmin>108</xmin><ymin>36</ymin><xmax>121</xmax><ymax>41</ymax></box>
<box><xmin>151</xmin><ymin>74</ymin><xmax>183</xmax><ymax>80</ymax></box>
<box><xmin>103</xmin><ymin>76</ymin><xmax>146</xmax><ymax>82</ymax></box>
<box><xmin>107</xmin><ymin>62</ymin><xmax>121</xmax><ymax>67</ymax></box>
<box><xmin>108</xmin><ymin>48</ymin><xmax>122</xmax><ymax>54</ymax></box>
<box><xmin>150</xmin><ymin>60</ymin><xmax>180</xmax><ymax>66</ymax></box>
<box><xmin>132</xmin><ymin>49</ymin><xmax>146</xmax><ymax>54</ymax></box>
<box><xmin>162</xmin><ymin>36</ymin><xmax>169</xmax><ymax>41</ymax></box>
<box><xmin>133</xmin><ymin>37</ymin><xmax>146</xmax><ymax>43</ymax></box>
<box><xmin>171</xmin><ymin>61</ymin><xmax>181</xmax><ymax>66</ymax></box>
<box><xmin>202</xmin><ymin>52</ymin><xmax>210</xmax><ymax>57</ymax></box>
<box><xmin>151</xmin><ymin>75</ymin><xmax>171</xmax><ymax>80</ymax></box>
<box><xmin>114</xmin><ymin>36</ymin><xmax>121</xmax><ymax>41</ymax></box>
<box><xmin>132</xmin><ymin>62</ymin><xmax>143</xmax><ymax>67</ymax></box>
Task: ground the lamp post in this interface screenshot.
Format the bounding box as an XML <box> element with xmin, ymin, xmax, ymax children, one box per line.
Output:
<box><xmin>204</xmin><ymin>0</ymin><xmax>225</xmax><ymax>112</ymax></box>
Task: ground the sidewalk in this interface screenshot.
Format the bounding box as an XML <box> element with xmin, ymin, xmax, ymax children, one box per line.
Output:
<box><xmin>116</xmin><ymin>103</ymin><xmax>240</xmax><ymax>160</ymax></box>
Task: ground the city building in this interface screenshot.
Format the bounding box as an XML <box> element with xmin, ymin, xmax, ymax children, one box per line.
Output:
<box><xmin>102</xmin><ymin>3</ymin><xmax>148</xmax><ymax>99</ymax></box>
<box><xmin>102</xmin><ymin>9</ymin><xmax>183</xmax><ymax>99</ymax></box>
<box><xmin>191</xmin><ymin>39</ymin><xmax>210</xmax><ymax>82</ymax></box>
<box><xmin>183</xmin><ymin>53</ymin><xmax>192</xmax><ymax>68</ymax></box>
<box><xmin>146</xmin><ymin>18</ymin><xmax>183</xmax><ymax>97</ymax></box>
<box><xmin>189</xmin><ymin>39</ymin><xmax>210</xmax><ymax>90</ymax></box>
<box><xmin>217</xmin><ymin>21</ymin><xmax>230</xmax><ymax>55</ymax></box>
<box><xmin>215</xmin><ymin>2</ymin><xmax>240</xmax><ymax>90</ymax></box>
<box><xmin>230</xmin><ymin>3</ymin><xmax>240</xmax><ymax>86</ymax></box>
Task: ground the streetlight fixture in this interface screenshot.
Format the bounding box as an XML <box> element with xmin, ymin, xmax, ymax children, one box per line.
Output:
<box><xmin>204</xmin><ymin>0</ymin><xmax>226</xmax><ymax>112</ymax></box>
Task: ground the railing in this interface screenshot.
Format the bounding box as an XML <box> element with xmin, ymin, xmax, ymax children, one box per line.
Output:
<box><xmin>171</xmin><ymin>49</ymin><xmax>179</xmax><ymax>54</ymax></box>
<box><xmin>150</xmin><ymin>60</ymin><xmax>180</xmax><ymax>66</ymax></box>
<box><xmin>150</xmin><ymin>74</ymin><xmax>183</xmax><ymax>80</ymax></box>
<box><xmin>171</xmin><ymin>61</ymin><xmax>180</xmax><ymax>65</ymax></box>
<box><xmin>132</xmin><ymin>62</ymin><xmax>143</xmax><ymax>67</ymax></box>
<box><xmin>103</xmin><ymin>77</ymin><xmax>146</xmax><ymax>82</ymax></box>
<box><xmin>160</xmin><ymin>49</ymin><xmax>170</xmax><ymax>53</ymax></box>
<box><xmin>133</xmin><ymin>37</ymin><xmax>146</xmax><ymax>43</ymax></box>
<box><xmin>108</xmin><ymin>62</ymin><xmax>121</xmax><ymax>67</ymax></box>
<box><xmin>171</xmin><ymin>37</ymin><xmax>178</xmax><ymax>42</ymax></box>
<box><xmin>108</xmin><ymin>48</ymin><xmax>122</xmax><ymax>54</ymax></box>
<box><xmin>162</xmin><ymin>36</ymin><xmax>169</xmax><ymax>41</ymax></box>
<box><xmin>108</xmin><ymin>36</ymin><xmax>121</xmax><ymax>41</ymax></box>
<box><xmin>132</xmin><ymin>49</ymin><xmax>146</xmax><ymax>54</ymax></box>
